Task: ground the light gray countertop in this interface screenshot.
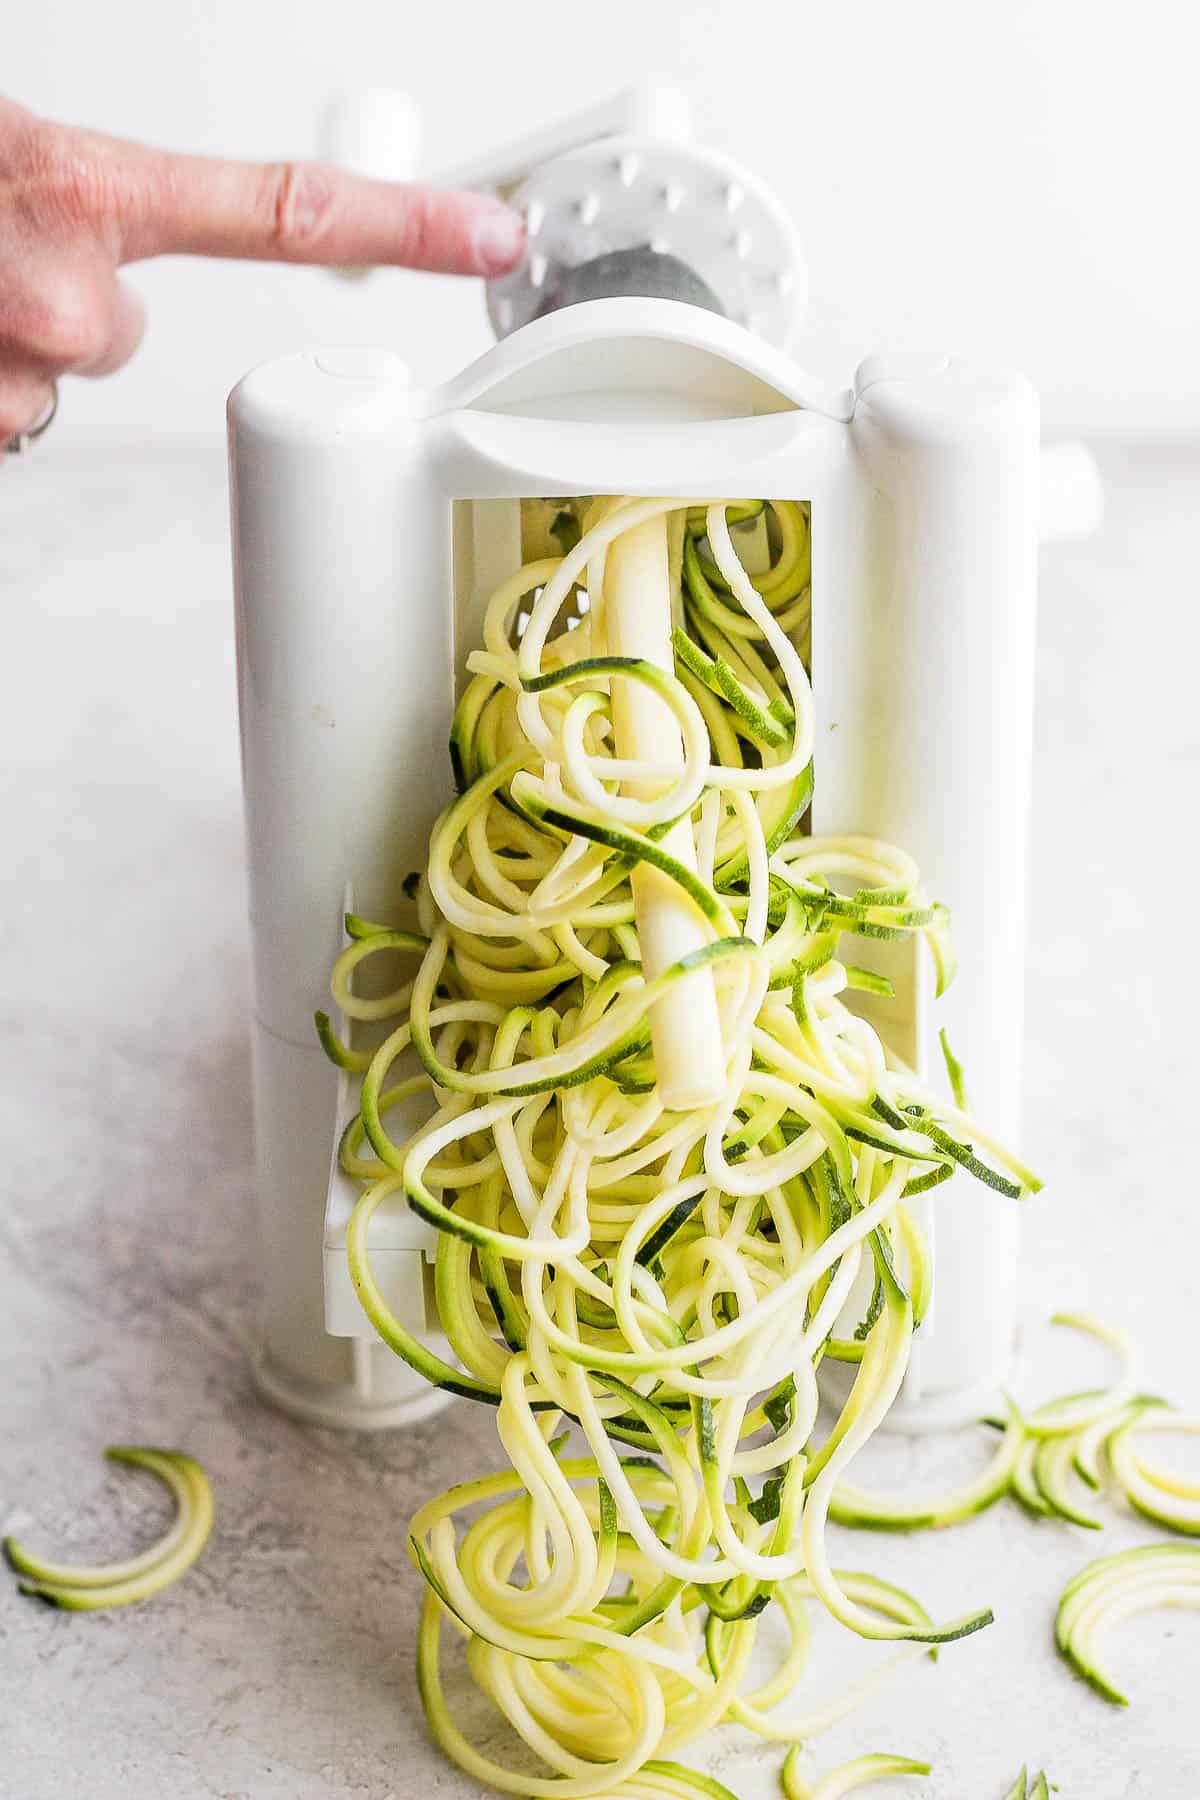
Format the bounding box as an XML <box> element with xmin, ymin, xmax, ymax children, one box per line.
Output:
<box><xmin>1</xmin><ymin>443</ymin><xmax>1196</xmax><ymax>1800</ymax></box>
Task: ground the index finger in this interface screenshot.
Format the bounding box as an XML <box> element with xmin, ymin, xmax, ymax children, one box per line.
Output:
<box><xmin>108</xmin><ymin>140</ymin><xmax>526</xmax><ymax>276</ymax></box>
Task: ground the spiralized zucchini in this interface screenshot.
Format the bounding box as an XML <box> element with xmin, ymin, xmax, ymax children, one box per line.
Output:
<box><xmin>322</xmin><ymin>498</ymin><xmax>1037</xmax><ymax>1794</ymax></box>
<box><xmin>4</xmin><ymin>1446</ymin><xmax>213</xmax><ymax>1610</ymax></box>
<box><xmin>1056</xmin><ymin>1542</ymin><xmax>1200</xmax><ymax>1705</ymax></box>
<box><xmin>1002</xmin><ymin>1772</ymin><xmax>1051</xmax><ymax>1800</ymax></box>
<box><xmin>781</xmin><ymin>1747</ymin><xmax>931</xmax><ymax>1799</ymax></box>
<box><xmin>1107</xmin><ymin>1409</ymin><xmax>1200</xmax><ymax>1535</ymax></box>
<box><xmin>828</xmin><ymin>1313</ymin><xmax>1139</xmax><ymax>1534</ymax></box>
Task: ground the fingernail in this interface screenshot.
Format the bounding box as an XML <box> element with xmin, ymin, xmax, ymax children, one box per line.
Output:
<box><xmin>472</xmin><ymin>207</ymin><xmax>526</xmax><ymax>277</ymax></box>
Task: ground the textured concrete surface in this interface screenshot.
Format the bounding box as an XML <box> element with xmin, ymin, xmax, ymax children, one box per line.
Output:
<box><xmin>1</xmin><ymin>442</ymin><xmax>1197</xmax><ymax>1800</ymax></box>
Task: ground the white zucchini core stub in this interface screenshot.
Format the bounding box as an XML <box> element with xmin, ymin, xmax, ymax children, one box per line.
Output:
<box><xmin>605</xmin><ymin>510</ymin><xmax>727</xmax><ymax>1110</ymax></box>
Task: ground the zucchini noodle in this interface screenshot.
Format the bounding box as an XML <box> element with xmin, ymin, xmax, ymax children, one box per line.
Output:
<box><xmin>1003</xmin><ymin>1772</ymin><xmax>1052</xmax><ymax>1800</ymax></box>
<box><xmin>4</xmin><ymin>1447</ymin><xmax>213</xmax><ymax>1611</ymax></box>
<box><xmin>1056</xmin><ymin>1543</ymin><xmax>1200</xmax><ymax>1705</ymax></box>
<box><xmin>781</xmin><ymin>1747</ymin><xmax>931</xmax><ymax>1799</ymax></box>
<box><xmin>321</xmin><ymin>497</ymin><xmax>1037</xmax><ymax>1794</ymax></box>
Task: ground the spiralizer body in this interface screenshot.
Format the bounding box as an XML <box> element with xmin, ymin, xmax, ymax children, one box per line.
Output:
<box><xmin>228</xmin><ymin>90</ymin><xmax>1039</xmax><ymax>1431</ymax></box>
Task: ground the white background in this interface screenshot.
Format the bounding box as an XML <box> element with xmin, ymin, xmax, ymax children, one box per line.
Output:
<box><xmin>6</xmin><ymin>0</ymin><xmax>1198</xmax><ymax>445</ymax></box>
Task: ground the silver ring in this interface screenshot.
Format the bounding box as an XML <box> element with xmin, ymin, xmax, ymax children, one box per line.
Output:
<box><xmin>5</xmin><ymin>383</ymin><xmax>59</xmax><ymax>455</ymax></box>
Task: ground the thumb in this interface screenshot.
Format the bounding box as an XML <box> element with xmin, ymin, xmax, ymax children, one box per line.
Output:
<box><xmin>88</xmin><ymin>132</ymin><xmax>526</xmax><ymax>276</ymax></box>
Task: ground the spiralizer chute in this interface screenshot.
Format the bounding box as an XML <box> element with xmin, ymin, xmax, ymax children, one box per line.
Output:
<box><xmin>228</xmin><ymin>87</ymin><xmax>1041</xmax><ymax>1430</ymax></box>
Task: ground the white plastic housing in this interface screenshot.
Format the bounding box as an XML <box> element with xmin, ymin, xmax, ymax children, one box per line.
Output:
<box><xmin>228</xmin><ymin>301</ymin><xmax>1039</xmax><ymax>1429</ymax></box>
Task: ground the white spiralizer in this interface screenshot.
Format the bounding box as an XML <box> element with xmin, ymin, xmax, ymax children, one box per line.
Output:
<box><xmin>228</xmin><ymin>90</ymin><xmax>1045</xmax><ymax>1433</ymax></box>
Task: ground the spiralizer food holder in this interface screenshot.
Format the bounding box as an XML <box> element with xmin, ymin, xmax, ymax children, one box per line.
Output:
<box><xmin>228</xmin><ymin>91</ymin><xmax>1038</xmax><ymax>1432</ymax></box>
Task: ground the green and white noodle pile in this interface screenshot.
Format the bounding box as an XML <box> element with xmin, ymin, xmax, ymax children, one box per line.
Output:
<box><xmin>318</xmin><ymin>497</ymin><xmax>1039</xmax><ymax>1796</ymax></box>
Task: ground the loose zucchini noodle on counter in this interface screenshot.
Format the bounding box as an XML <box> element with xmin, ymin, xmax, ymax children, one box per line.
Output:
<box><xmin>318</xmin><ymin>497</ymin><xmax>1039</xmax><ymax>1796</ymax></box>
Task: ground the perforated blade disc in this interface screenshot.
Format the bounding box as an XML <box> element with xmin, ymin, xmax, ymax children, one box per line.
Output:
<box><xmin>486</xmin><ymin>134</ymin><xmax>804</xmax><ymax>348</ymax></box>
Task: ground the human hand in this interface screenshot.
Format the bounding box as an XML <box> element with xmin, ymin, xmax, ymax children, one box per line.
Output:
<box><xmin>0</xmin><ymin>98</ymin><xmax>526</xmax><ymax>444</ymax></box>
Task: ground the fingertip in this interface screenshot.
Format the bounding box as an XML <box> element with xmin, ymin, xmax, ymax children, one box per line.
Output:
<box><xmin>468</xmin><ymin>202</ymin><xmax>526</xmax><ymax>278</ymax></box>
<box><xmin>391</xmin><ymin>187</ymin><xmax>526</xmax><ymax>278</ymax></box>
